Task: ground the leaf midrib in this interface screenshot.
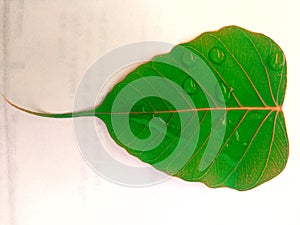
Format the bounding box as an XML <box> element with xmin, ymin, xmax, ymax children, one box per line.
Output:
<box><xmin>97</xmin><ymin>106</ymin><xmax>281</xmax><ymax>115</ymax></box>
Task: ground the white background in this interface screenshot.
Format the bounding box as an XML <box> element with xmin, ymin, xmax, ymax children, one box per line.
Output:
<box><xmin>1</xmin><ymin>0</ymin><xmax>300</xmax><ymax>225</ymax></box>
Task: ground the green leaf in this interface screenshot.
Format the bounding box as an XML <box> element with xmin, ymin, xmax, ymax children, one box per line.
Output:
<box><xmin>97</xmin><ymin>26</ymin><xmax>288</xmax><ymax>191</ymax></box>
<box><xmin>4</xmin><ymin>26</ymin><xmax>288</xmax><ymax>191</ymax></box>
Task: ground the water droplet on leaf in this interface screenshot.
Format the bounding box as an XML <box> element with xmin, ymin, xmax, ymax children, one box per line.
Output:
<box><xmin>268</xmin><ymin>51</ymin><xmax>285</xmax><ymax>71</ymax></box>
<box><xmin>235</xmin><ymin>130</ymin><xmax>240</xmax><ymax>142</ymax></box>
<box><xmin>183</xmin><ymin>77</ymin><xmax>198</xmax><ymax>95</ymax></box>
<box><xmin>181</xmin><ymin>51</ymin><xmax>197</xmax><ymax>67</ymax></box>
<box><xmin>215</xmin><ymin>82</ymin><xmax>232</xmax><ymax>103</ymax></box>
<box><xmin>209</xmin><ymin>47</ymin><xmax>225</xmax><ymax>64</ymax></box>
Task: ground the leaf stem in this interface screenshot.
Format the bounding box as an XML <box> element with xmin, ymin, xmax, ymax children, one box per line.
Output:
<box><xmin>2</xmin><ymin>95</ymin><xmax>95</xmax><ymax>119</ymax></box>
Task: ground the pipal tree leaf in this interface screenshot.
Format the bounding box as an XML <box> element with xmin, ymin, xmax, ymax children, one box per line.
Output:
<box><xmin>4</xmin><ymin>26</ymin><xmax>289</xmax><ymax>191</ymax></box>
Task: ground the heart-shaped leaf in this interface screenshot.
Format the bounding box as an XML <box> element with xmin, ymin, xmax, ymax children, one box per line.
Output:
<box><xmin>4</xmin><ymin>26</ymin><xmax>288</xmax><ymax>191</ymax></box>
<box><xmin>96</xmin><ymin>26</ymin><xmax>288</xmax><ymax>191</ymax></box>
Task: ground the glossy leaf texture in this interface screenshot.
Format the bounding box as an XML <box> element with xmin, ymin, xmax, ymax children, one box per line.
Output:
<box><xmin>4</xmin><ymin>26</ymin><xmax>288</xmax><ymax>191</ymax></box>
<box><xmin>96</xmin><ymin>26</ymin><xmax>289</xmax><ymax>191</ymax></box>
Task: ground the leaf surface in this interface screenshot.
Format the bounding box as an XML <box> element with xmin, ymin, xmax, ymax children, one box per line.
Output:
<box><xmin>97</xmin><ymin>26</ymin><xmax>288</xmax><ymax>190</ymax></box>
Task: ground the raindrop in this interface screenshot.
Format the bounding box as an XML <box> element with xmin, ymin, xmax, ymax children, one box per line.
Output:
<box><xmin>181</xmin><ymin>51</ymin><xmax>197</xmax><ymax>67</ymax></box>
<box><xmin>215</xmin><ymin>82</ymin><xmax>233</xmax><ymax>103</ymax></box>
<box><xmin>209</xmin><ymin>47</ymin><xmax>225</xmax><ymax>64</ymax></box>
<box><xmin>268</xmin><ymin>51</ymin><xmax>285</xmax><ymax>71</ymax></box>
<box><xmin>182</xmin><ymin>77</ymin><xmax>199</xmax><ymax>95</ymax></box>
<box><xmin>235</xmin><ymin>130</ymin><xmax>240</xmax><ymax>142</ymax></box>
